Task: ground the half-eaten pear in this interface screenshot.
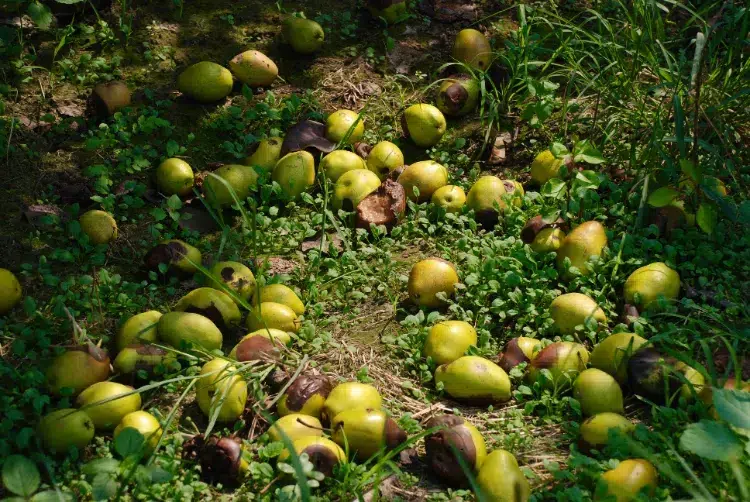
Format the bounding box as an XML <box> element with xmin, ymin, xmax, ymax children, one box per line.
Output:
<box><xmin>144</xmin><ymin>239</ymin><xmax>202</xmax><ymax>275</ymax></box>
<box><xmin>174</xmin><ymin>287</ymin><xmax>241</xmax><ymax>331</ymax></box>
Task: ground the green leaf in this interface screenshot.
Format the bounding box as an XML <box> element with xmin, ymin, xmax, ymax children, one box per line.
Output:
<box><xmin>82</xmin><ymin>458</ymin><xmax>121</xmax><ymax>478</ymax></box>
<box><xmin>713</xmin><ymin>389</ymin><xmax>750</xmax><ymax>430</ymax></box>
<box><xmin>91</xmin><ymin>474</ymin><xmax>118</xmax><ymax>501</ymax></box>
<box><xmin>647</xmin><ymin>187</ymin><xmax>679</xmax><ymax>208</ymax></box>
<box><xmin>696</xmin><ymin>203</ymin><xmax>718</xmax><ymax>234</ymax></box>
<box><xmin>541</xmin><ymin>178</ymin><xmax>566</xmax><ymax>199</ymax></box>
<box><xmin>27</xmin><ymin>2</ymin><xmax>53</xmax><ymax>29</ymax></box>
<box><xmin>2</xmin><ymin>455</ymin><xmax>40</xmax><ymax>497</ymax></box>
<box><xmin>679</xmin><ymin>159</ymin><xmax>703</xmax><ymax>183</ymax></box>
<box><xmin>550</xmin><ymin>142</ymin><xmax>569</xmax><ymax>158</ymax></box>
<box><xmin>114</xmin><ymin>427</ymin><xmax>145</xmax><ymax>458</ymax></box>
<box><xmin>31</xmin><ymin>490</ymin><xmax>73</xmax><ymax>502</ymax></box>
<box><xmin>573</xmin><ymin>140</ymin><xmax>604</xmax><ymax>164</ymax></box>
<box><xmin>739</xmin><ymin>201</ymin><xmax>750</xmax><ymax>226</ymax></box>
<box><xmin>679</xmin><ymin>420</ymin><xmax>743</xmax><ymax>461</ymax></box>
<box><xmin>144</xmin><ymin>465</ymin><xmax>172</xmax><ymax>484</ymax></box>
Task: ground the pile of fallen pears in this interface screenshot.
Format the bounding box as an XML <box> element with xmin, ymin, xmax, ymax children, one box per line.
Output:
<box><xmin>0</xmin><ymin>1</ymin><xmax>742</xmax><ymax>500</ymax></box>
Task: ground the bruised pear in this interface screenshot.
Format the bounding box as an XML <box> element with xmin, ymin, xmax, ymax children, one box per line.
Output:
<box><xmin>504</xmin><ymin>180</ymin><xmax>525</xmax><ymax>207</ymax></box>
<box><xmin>282</xmin><ymin>17</ymin><xmax>325</xmax><ymax>55</ymax></box>
<box><xmin>236</xmin><ymin>328</ymin><xmax>292</xmax><ymax>348</ymax></box>
<box><xmin>598</xmin><ymin>459</ymin><xmax>658</xmax><ymax>502</ymax></box>
<box><xmin>476</xmin><ymin>450</ymin><xmax>531</xmax><ymax>502</ymax></box>
<box><xmin>80</xmin><ymin>209</ymin><xmax>117</xmax><ymax>245</ymax></box>
<box><xmin>331</xmin><ymin>408</ymin><xmax>406</xmax><ymax>459</ymax></box>
<box><xmin>549</xmin><ymin>293</ymin><xmax>607</xmax><ymax>334</ymax></box>
<box><xmin>573</xmin><ymin>369</ymin><xmax>624</xmax><ymax>416</ymax></box>
<box><xmin>623</xmin><ymin>262</ymin><xmax>680</xmax><ymax>311</ymax></box>
<box><xmin>590</xmin><ymin>333</ymin><xmax>647</xmax><ymax>383</ymax></box>
<box><xmin>229</xmin><ymin>50</ymin><xmax>277</xmax><ymax>87</ymax></box>
<box><xmin>144</xmin><ymin>239</ymin><xmax>202</xmax><ymax>275</ymax></box>
<box><xmin>466</xmin><ymin>176</ymin><xmax>508</xmax><ymax>227</ymax></box>
<box><xmin>91</xmin><ymin>81</ymin><xmax>131</xmax><ymax>116</ymax></box>
<box><xmin>38</xmin><ymin>409</ymin><xmax>95</xmax><ymax>454</ymax></box>
<box><xmin>320</xmin><ymin>150</ymin><xmax>367</xmax><ymax>182</ymax></box>
<box><xmin>333</xmin><ymin>169</ymin><xmax>381</xmax><ymax>211</ymax></box>
<box><xmin>157</xmin><ymin>312</ymin><xmax>223</xmax><ymax>352</ymax></box>
<box><xmin>204</xmin><ymin>164</ymin><xmax>258</xmax><ymax>208</ymax></box>
<box><xmin>207</xmin><ymin>261</ymin><xmax>256</xmax><ymax>302</ymax></box>
<box><xmin>498</xmin><ymin>337</ymin><xmax>542</xmax><ymax>373</ymax></box>
<box><xmin>47</xmin><ymin>344</ymin><xmax>111</xmax><ymax>396</ymax></box>
<box><xmin>113</xmin><ymin>344</ymin><xmax>177</xmax><ymax>376</ymax></box>
<box><xmin>244</xmin><ymin>137</ymin><xmax>283</xmax><ymax>173</ymax></box>
<box><xmin>366</xmin><ymin>141</ymin><xmax>404</xmax><ymax>180</ymax></box>
<box><xmin>272</xmin><ymin>151</ymin><xmax>316</xmax><ymax>199</ymax></box>
<box><xmin>278</xmin><ymin>437</ymin><xmax>345</xmax><ymax>477</ymax></box>
<box><xmin>408</xmin><ymin>257</ymin><xmax>459</xmax><ymax>308</ymax></box>
<box><xmin>431</xmin><ymin>185</ymin><xmax>466</xmax><ymax>213</ymax></box>
<box><xmin>246</xmin><ymin>302</ymin><xmax>300</xmax><ymax>333</ymax></box>
<box><xmin>156</xmin><ymin>158</ymin><xmax>194</xmax><ymax>197</ymax></box>
<box><xmin>452</xmin><ymin>29</ymin><xmax>492</xmax><ymax>71</ymax></box>
<box><xmin>530</xmin><ymin>150</ymin><xmax>564</xmax><ymax>186</ymax></box>
<box><xmin>435</xmin><ymin>356</ymin><xmax>511</xmax><ymax>403</ymax></box>
<box><xmin>436</xmin><ymin>75</ymin><xmax>480</xmax><ymax>117</ymax></box>
<box><xmin>257</xmin><ymin>284</ymin><xmax>305</xmax><ymax>315</ymax></box>
<box><xmin>196</xmin><ymin>359</ymin><xmax>248</xmax><ymax>422</ymax></box>
<box><xmin>425</xmin><ymin>415</ymin><xmax>487</xmax><ymax>487</ymax></box>
<box><xmin>326</xmin><ymin>109</ymin><xmax>364</xmax><ymax>144</ymax></box>
<box><xmin>424</xmin><ymin>320</ymin><xmax>477</xmax><ymax>365</ymax></box>
<box><xmin>0</xmin><ymin>268</ymin><xmax>22</xmax><ymax>315</ymax></box>
<box><xmin>269</xmin><ymin>414</ymin><xmax>323</xmax><ymax>443</ymax></box>
<box><xmin>402</xmin><ymin>104</ymin><xmax>446</xmax><ymax>148</ymax></box>
<box><xmin>368</xmin><ymin>0</ymin><xmax>408</xmax><ymax>24</ymax></box>
<box><xmin>528</xmin><ymin>342</ymin><xmax>589</xmax><ymax>389</ymax></box>
<box><xmin>174</xmin><ymin>287</ymin><xmax>241</xmax><ymax>331</ymax></box>
<box><xmin>228</xmin><ymin>332</ymin><xmax>285</xmax><ymax>362</ymax></box>
<box><xmin>177</xmin><ymin>62</ymin><xmax>233</xmax><ymax>103</ymax></box>
<box><xmin>627</xmin><ymin>347</ymin><xmax>704</xmax><ymax>403</ymax></box>
<box><xmin>277</xmin><ymin>374</ymin><xmax>333</xmax><ymax>418</ymax></box>
<box><xmin>77</xmin><ymin>381</ymin><xmax>142</xmax><ymax>430</ymax></box>
<box><xmin>114</xmin><ymin>411</ymin><xmax>162</xmax><ymax>455</ymax></box>
<box><xmin>580</xmin><ymin>412</ymin><xmax>634</xmax><ymax>448</ymax></box>
<box><xmin>530</xmin><ymin>227</ymin><xmax>566</xmax><ymax>253</ymax></box>
<box><xmin>556</xmin><ymin>221</ymin><xmax>607</xmax><ymax>277</ymax></box>
<box><xmin>322</xmin><ymin>382</ymin><xmax>382</xmax><ymax>424</ymax></box>
<box><xmin>398</xmin><ymin>160</ymin><xmax>449</xmax><ymax>202</ymax></box>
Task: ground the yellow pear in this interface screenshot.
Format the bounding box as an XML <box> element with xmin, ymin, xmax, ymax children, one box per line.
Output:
<box><xmin>38</xmin><ymin>409</ymin><xmax>95</xmax><ymax>454</ymax></box>
<box><xmin>398</xmin><ymin>160</ymin><xmax>449</xmax><ymax>202</ymax></box>
<box><xmin>528</xmin><ymin>342</ymin><xmax>589</xmax><ymax>389</ymax></box>
<box><xmin>155</xmin><ymin>158</ymin><xmax>194</xmax><ymax>196</ymax></box>
<box><xmin>549</xmin><ymin>293</ymin><xmax>607</xmax><ymax>334</ymax></box>
<box><xmin>402</xmin><ymin>104</ymin><xmax>446</xmax><ymax>147</ymax></box>
<box><xmin>530</xmin><ymin>150</ymin><xmax>564</xmax><ymax>186</ymax></box>
<box><xmin>332</xmin><ymin>169</ymin><xmax>381</xmax><ymax>211</ymax></box>
<box><xmin>77</xmin><ymin>382</ymin><xmax>142</xmax><ymax>430</ymax></box>
<box><xmin>229</xmin><ymin>50</ymin><xmax>278</xmax><ymax>87</ymax></box>
<box><xmin>278</xmin><ymin>437</ymin><xmax>345</xmax><ymax>477</ymax></box>
<box><xmin>366</xmin><ymin>141</ymin><xmax>404</xmax><ymax>180</ymax></box>
<box><xmin>0</xmin><ymin>268</ymin><xmax>22</xmax><ymax>315</ymax></box>
<box><xmin>530</xmin><ymin>227</ymin><xmax>566</xmax><ymax>253</ymax></box>
<box><xmin>598</xmin><ymin>459</ymin><xmax>658</xmax><ymax>502</ymax></box>
<box><xmin>424</xmin><ymin>320</ymin><xmax>477</xmax><ymax>365</ymax></box>
<box><xmin>269</xmin><ymin>414</ymin><xmax>323</xmax><ymax>442</ymax></box>
<box><xmin>322</xmin><ymin>382</ymin><xmax>382</xmax><ymax>424</ymax></box>
<box><xmin>177</xmin><ymin>61</ymin><xmax>233</xmax><ymax>103</ymax></box>
<box><xmin>244</xmin><ymin>137</ymin><xmax>284</xmax><ymax>173</ymax></box>
<box><xmin>116</xmin><ymin>311</ymin><xmax>162</xmax><ymax>351</ymax></box>
<box><xmin>157</xmin><ymin>311</ymin><xmax>223</xmax><ymax>352</ymax></box>
<box><xmin>114</xmin><ymin>411</ymin><xmax>162</xmax><ymax>454</ymax></box>
<box><xmin>207</xmin><ymin>261</ymin><xmax>256</xmax><ymax>302</ymax></box>
<box><xmin>272</xmin><ymin>151</ymin><xmax>316</xmax><ymax>199</ymax></box>
<box><xmin>435</xmin><ymin>356</ymin><xmax>511</xmax><ymax>403</ymax></box>
<box><xmin>408</xmin><ymin>257</ymin><xmax>459</xmax><ymax>308</ymax></box>
<box><xmin>452</xmin><ymin>29</ymin><xmax>492</xmax><ymax>71</ymax></box>
<box><xmin>573</xmin><ymin>369</ymin><xmax>624</xmax><ymax>416</ymax></box>
<box><xmin>466</xmin><ymin>176</ymin><xmax>508</xmax><ymax>226</ymax></box>
<box><xmin>320</xmin><ymin>150</ymin><xmax>367</xmax><ymax>182</ymax></box>
<box><xmin>331</xmin><ymin>408</ymin><xmax>406</xmax><ymax>459</ymax></box>
<box><xmin>246</xmin><ymin>302</ymin><xmax>300</xmax><ymax>333</ymax></box>
<box><xmin>623</xmin><ymin>262</ymin><xmax>680</xmax><ymax>311</ymax></box>
<box><xmin>431</xmin><ymin>185</ymin><xmax>466</xmax><ymax>213</ymax></box>
<box><xmin>325</xmin><ymin>109</ymin><xmax>364</xmax><ymax>144</ymax></box>
<box><xmin>476</xmin><ymin>450</ymin><xmax>531</xmax><ymax>502</ymax></box>
<box><xmin>556</xmin><ymin>221</ymin><xmax>607</xmax><ymax>277</ymax></box>
<box><xmin>257</xmin><ymin>284</ymin><xmax>305</xmax><ymax>315</ymax></box>
<box><xmin>79</xmin><ymin>210</ymin><xmax>117</xmax><ymax>245</ymax></box>
<box><xmin>204</xmin><ymin>164</ymin><xmax>258</xmax><ymax>208</ymax></box>
<box><xmin>196</xmin><ymin>359</ymin><xmax>248</xmax><ymax>422</ymax></box>
<box><xmin>590</xmin><ymin>333</ymin><xmax>647</xmax><ymax>383</ymax></box>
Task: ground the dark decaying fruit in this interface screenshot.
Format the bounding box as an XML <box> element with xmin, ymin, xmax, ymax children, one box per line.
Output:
<box><xmin>498</xmin><ymin>337</ymin><xmax>542</xmax><ymax>373</ymax></box>
<box><xmin>355</xmin><ymin>179</ymin><xmax>407</xmax><ymax>231</ymax></box>
<box><xmin>234</xmin><ymin>335</ymin><xmax>282</xmax><ymax>362</ymax></box>
<box><xmin>143</xmin><ymin>240</ymin><xmax>200</xmax><ymax>275</ymax></box>
<box><xmin>183</xmin><ymin>435</ymin><xmax>245</xmax><ymax>485</ymax></box>
<box><xmin>278</xmin><ymin>374</ymin><xmax>334</xmax><ymax>418</ymax></box>
<box><xmin>424</xmin><ymin>415</ymin><xmax>487</xmax><ymax>487</ymax></box>
<box><xmin>280</xmin><ymin>120</ymin><xmax>336</xmax><ymax>157</ymax></box>
<box><xmin>627</xmin><ymin>347</ymin><xmax>703</xmax><ymax>403</ymax></box>
<box><xmin>520</xmin><ymin>215</ymin><xmax>567</xmax><ymax>244</ymax></box>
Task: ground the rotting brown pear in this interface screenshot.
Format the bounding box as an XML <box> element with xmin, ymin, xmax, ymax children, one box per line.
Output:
<box><xmin>424</xmin><ymin>415</ymin><xmax>487</xmax><ymax>487</ymax></box>
<box><xmin>277</xmin><ymin>374</ymin><xmax>333</xmax><ymax>419</ymax></box>
<box><xmin>207</xmin><ymin>261</ymin><xmax>256</xmax><ymax>302</ymax></box>
<box><xmin>436</xmin><ymin>75</ymin><xmax>480</xmax><ymax>117</ymax></box>
<box><xmin>498</xmin><ymin>337</ymin><xmax>542</xmax><ymax>373</ymax></box>
<box><xmin>278</xmin><ymin>437</ymin><xmax>345</xmax><ymax>477</ymax></box>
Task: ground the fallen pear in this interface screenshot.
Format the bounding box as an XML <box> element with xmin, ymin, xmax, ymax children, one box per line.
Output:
<box><xmin>623</xmin><ymin>262</ymin><xmax>680</xmax><ymax>311</ymax></box>
<box><xmin>531</xmin><ymin>227</ymin><xmax>566</xmax><ymax>253</ymax></box>
<box><xmin>627</xmin><ymin>347</ymin><xmax>705</xmax><ymax>403</ymax></box>
<box><xmin>272</xmin><ymin>151</ymin><xmax>316</xmax><ymax>199</ymax></box>
<box><xmin>203</xmin><ymin>164</ymin><xmax>258</xmax><ymax>208</ymax></box>
<box><xmin>466</xmin><ymin>175</ymin><xmax>508</xmax><ymax>227</ymax></box>
<box><xmin>408</xmin><ymin>257</ymin><xmax>459</xmax><ymax>308</ymax></box>
<box><xmin>498</xmin><ymin>337</ymin><xmax>542</xmax><ymax>373</ymax></box>
<box><xmin>320</xmin><ymin>150</ymin><xmax>367</xmax><ymax>182</ymax></box>
<box><xmin>325</xmin><ymin>109</ymin><xmax>364</xmax><ymax>144</ymax></box>
<box><xmin>246</xmin><ymin>302</ymin><xmax>300</xmax><ymax>333</ymax></box>
<box><xmin>590</xmin><ymin>332</ymin><xmax>647</xmax><ymax>383</ymax></box>
<box><xmin>144</xmin><ymin>239</ymin><xmax>202</xmax><ymax>275</ymax></box>
<box><xmin>155</xmin><ymin>158</ymin><xmax>194</xmax><ymax>197</ymax></box>
<box><xmin>424</xmin><ymin>415</ymin><xmax>487</xmax><ymax>487</ymax></box>
<box><xmin>196</xmin><ymin>359</ymin><xmax>248</xmax><ymax>422</ymax></box>
<box><xmin>356</xmin><ymin>178</ymin><xmax>406</xmax><ymax>230</ymax></box>
<box><xmin>597</xmin><ymin>459</ymin><xmax>658</xmax><ymax>502</ymax></box>
<box><xmin>282</xmin><ymin>17</ymin><xmax>325</xmax><ymax>54</ymax></box>
<box><xmin>402</xmin><ymin>103</ymin><xmax>446</xmax><ymax>147</ymax></box>
<box><xmin>278</xmin><ymin>437</ymin><xmax>345</xmax><ymax>477</ymax></box>
<box><xmin>77</xmin><ymin>381</ymin><xmax>142</xmax><ymax>430</ymax></box>
<box><xmin>114</xmin><ymin>410</ymin><xmax>162</xmax><ymax>455</ymax></box>
<box><xmin>549</xmin><ymin>292</ymin><xmax>607</xmax><ymax>334</ymax></box>
<box><xmin>0</xmin><ymin>268</ymin><xmax>23</xmax><ymax>315</ymax></box>
<box><xmin>38</xmin><ymin>409</ymin><xmax>95</xmax><ymax>454</ymax></box>
<box><xmin>332</xmin><ymin>169</ymin><xmax>381</xmax><ymax>211</ymax></box>
<box><xmin>366</xmin><ymin>141</ymin><xmax>404</xmax><ymax>180</ymax></box>
<box><xmin>367</xmin><ymin>0</ymin><xmax>408</xmax><ymax>24</ymax></box>
<box><xmin>452</xmin><ymin>29</ymin><xmax>492</xmax><ymax>71</ymax></box>
<box><xmin>174</xmin><ymin>287</ymin><xmax>242</xmax><ymax>331</ymax></box>
<box><xmin>269</xmin><ymin>414</ymin><xmax>323</xmax><ymax>443</ymax></box>
<box><xmin>530</xmin><ymin>149</ymin><xmax>564</xmax><ymax>186</ymax></box>
<box><xmin>277</xmin><ymin>374</ymin><xmax>333</xmax><ymax>419</ymax></box>
<box><xmin>157</xmin><ymin>311</ymin><xmax>223</xmax><ymax>352</ymax></box>
<box><xmin>244</xmin><ymin>137</ymin><xmax>284</xmax><ymax>173</ymax></box>
<box><xmin>435</xmin><ymin>356</ymin><xmax>511</xmax><ymax>403</ymax></box>
<box><xmin>177</xmin><ymin>61</ymin><xmax>234</xmax><ymax>103</ymax></box>
<box><xmin>573</xmin><ymin>368</ymin><xmax>624</xmax><ymax>416</ymax></box>
<box><xmin>207</xmin><ymin>261</ymin><xmax>256</xmax><ymax>302</ymax></box>
<box><xmin>580</xmin><ymin>412</ymin><xmax>634</xmax><ymax>449</ymax></box>
<box><xmin>116</xmin><ymin>311</ymin><xmax>161</xmax><ymax>351</ymax></box>
<box><xmin>528</xmin><ymin>342</ymin><xmax>589</xmax><ymax>389</ymax></box>
<box><xmin>113</xmin><ymin>344</ymin><xmax>176</xmax><ymax>376</ymax></box>
<box><xmin>424</xmin><ymin>320</ymin><xmax>477</xmax><ymax>365</ymax></box>
<box><xmin>79</xmin><ymin>209</ymin><xmax>117</xmax><ymax>245</ymax></box>
<box><xmin>229</xmin><ymin>50</ymin><xmax>277</xmax><ymax>87</ymax></box>
<box><xmin>322</xmin><ymin>382</ymin><xmax>382</xmax><ymax>424</ymax></box>
<box><xmin>90</xmin><ymin>81</ymin><xmax>131</xmax><ymax>116</ymax></box>
<box><xmin>476</xmin><ymin>449</ymin><xmax>531</xmax><ymax>502</ymax></box>
<box><xmin>257</xmin><ymin>284</ymin><xmax>305</xmax><ymax>315</ymax></box>
<box><xmin>231</xmin><ymin>328</ymin><xmax>292</xmax><ymax>351</ymax></box>
<box><xmin>431</xmin><ymin>185</ymin><xmax>466</xmax><ymax>213</ymax></box>
<box><xmin>398</xmin><ymin>160</ymin><xmax>449</xmax><ymax>202</ymax></box>
<box><xmin>436</xmin><ymin>75</ymin><xmax>480</xmax><ymax>117</ymax></box>
<box><xmin>556</xmin><ymin>221</ymin><xmax>607</xmax><ymax>277</ymax></box>
<box><xmin>47</xmin><ymin>344</ymin><xmax>111</xmax><ymax>396</ymax></box>
<box><xmin>331</xmin><ymin>408</ymin><xmax>407</xmax><ymax>459</ymax></box>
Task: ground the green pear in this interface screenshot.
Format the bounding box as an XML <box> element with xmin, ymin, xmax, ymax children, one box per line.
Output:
<box><xmin>398</xmin><ymin>160</ymin><xmax>449</xmax><ymax>202</ymax></box>
<box><xmin>278</xmin><ymin>437</ymin><xmax>345</xmax><ymax>477</ymax></box>
<box><xmin>157</xmin><ymin>311</ymin><xmax>223</xmax><ymax>352</ymax></box>
<box><xmin>257</xmin><ymin>284</ymin><xmax>305</xmax><ymax>315</ymax></box>
<box><xmin>623</xmin><ymin>262</ymin><xmax>680</xmax><ymax>311</ymax></box>
<box><xmin>174</xmin><ymin>287</ymin><xmax>242</xmax><ymax>330</ymax></box>
<box><xmin>573</xmin><ymin>369</ymin><xmax>624</xmax><ymax>416</ymax></box>
<box><xmin>79</xmin><ymin>210</ymin><xmax>117</xmax><ymax>245</ymax></box>
<box><xmin>549</xmin><ymin>293</ymin><xmax>607</xmax><ymax>334</ymax></box>
<box><xmin>207</xmin><ymin>261</ymin><xmax>256</xmax><ymax>302</ymax></box>
<box><xmin>476</xmin><ymin>450</ymin><xmax>531</xmax><ymax>502</ymax></box>
<box><xmin>77</xmin><ymin>381</ymin><xmax>142</xmax><ymax>430</ymax></box>
<box><xmin>408</xmin><ymin>257</ymin><xmax>459</xmax><ymax>308</ymax></box>
<box><xmin>204</xmin><ymin>164</ymin><xmax>258</xmax><ymax>208</ymax></box>
<box><xmin>530</xmin><ymin>149</ymin><xmax>564</xmax><ymax>186</ymax></box>
<box><xmin>332</xmin><ymin>169</ymin><xmax>381</xmax><ymax>211</ymax></box>
<box><xmin>598</xmin><ymin>459</ymin><xmax>658</xmax><ymax>502</ymax></box>
<box><xmin>155</xmin><ymin>158</ymin><xmax>194</xmax><ymax>196</ymax></box>
<box><xmin>366</xmin><ymin>141</ymin><xmax>404</xmax><ymax>179</ymax></box>
<box><xmin>589</xmin><ymin>333</ymin><xmax>647</xmax><ymax>383</ymax></box>
<box><xmin>435</xmin><ymin>356</ymin><xmax>511</xmax><ymax>403</ymax></box>
<box><xmin>556</xmin><ymin>221</ymin><xmax>607</xmax><ymax>277</ymax></box>
<box><xmin>282</xmin><ymin>17</ymin><xmax>325</xmax><ymax>54</ymax></box>
<box><xmin>177</xmin><ymin>61</ymin><xmax>234</xmax><ymax>102</ymax></box>
<box><xmin>272</xmin><ymin>151</ymin><xmax>316</xmax><ymax>198</ymax></box>
<box><xmin>331</xmin><ymin>408</ymin><xmax>406</xmax><ymax>459</ymax></box>
<box><xmin>424</xmin><ymin>320</ymin><xmax>477</xmax><ymax>365</ymax></box>
<box><xmin>530</xmin><ymin>227</ymin><xmax>566</xmax><ymax>253</ymax></box>
<box><xmin>368</xmin><ymin>0</ymin><xmax>409</xmax><ymax>24</ymax></box>
<box><xmin>269</xmin><ymin>414</ymin><xmax>323</xmax><ymax>443</ymax></box>
<box><xmin>118</xmin><ymin>310</ymin><xmax>162</xmax><ymax>352</ymax></box>
<box><xmin>325</xmin><ymin>109</ymin><xmax>364</xmax><ymax>144</ymax></box>
<box><xmin>244</xmin><ymin>137</ymin><xmax>284</xmax><ymax>173</ymax></box>
<box><xmin>229</xmin><ymin>50</ymin><xmax>277</xmax><ymax>87</ymax></box>
<box><xmin>580</xmin><ymin>412</ymin><xmax>634</xmax><ymax>448</ymax></box>
<box><xmin>431</xmin><ymin>185</ymin><xmax>466</xmax><ymax>213</ymax></box>
<box><xmin>322</xmin><ymin>382</ymin><xmax>382</xmax><ymax>424</ymax></box>
<box><xmin>0</xmin><ymin>268</ymin><xmax>22</xmax><ymax>315</ymax></box>
<box><xmin>246</xmin><ymin>301</ymin><xmax>300</xmax><ymax>333</ymax></box>
<box><xmin>452</xmin><ymin>29</ymin><xmax>492</xmax><ymax>70</ymax></box>
<box><xmin>196</xmin><ymin>359</ymin><xmax>248</xmax><ymax>422</ymax></box>
<box><xmin>320</xmin><ymin>150</ymin><xmax>366</xmax><ymax>182</ymax></box>
<box><xmin>436</xmin><ymin>76</ymin><xmax>480</xmax><ymax>117</ymax></box>
<box><xmin>402</xmin><ymin>104</ymin><xmax>446</xmax><ymax>147</ymax></box>
<box><xmin>466</xmin><ymin>176</ymin><xmax>508</xmax><ymax>225</ymax></box>
<box><xmin>38</xmin><ymin>409</ymin><xmax>95</xmax><ymax>454</ymax></box>
<box><xmin>113</xmin><ymin>411</ymin><xmax>162</xmax><ymax>455</ymax></box>
<box><xmin>113</xmin><ymin>344</ymin><xmax>177</xmax><ymax>375</ymax></box>
<box><xmin>47</xmin><ymin>345</ymin><xmax>111</xmax><ymax>396</ymax></box>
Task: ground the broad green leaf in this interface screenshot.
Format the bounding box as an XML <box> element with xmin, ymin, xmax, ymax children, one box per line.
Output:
<box><xmin>2</xmin><ymin>455</ymin><xmax>40</xmax><ymax>497</ymax></box>
<box><xmin>541</xmin><ymin>178</ymin><xmax>566</xmax><ymax>199</ymax></box>
<box><xmin>31</xmin><ymin>490</ymin><xmax>73</xmax><ymax>502</ymax></box>
<box><xmin>679</xmin><ymin>420</ymin><xmax>743</xmax><ymax>461</ymax></box>
<box><xmin>91</xmin><ymin>474</ymin><xmax>118</xmax><ymax>502</ymax></box>
<box><xmin>27</xmin><ymin>2</ymin><xmax>53</xmax><ymax>29</ymax></box>
<box><xmin>696</xmin><ymin>203</ymin><xmax>718</xmax><ymax>234</ymax></box>
<box><xmin>647</xmin><ymin>187</ymin><xmax>679</xmax><ymax>207</ymax></box>
<box><xmin>550</xmin><ymin>142</ymin><xmax>569</xmax><ymax>158</ymax></box>
<box><xmin>115</xmin><ymin>427</ymin><xmax>146</xmax><ymax>458</ymax></box>
<box><xmin>679</xmin><ymin>159</ymin><xmax>703</xmax><ymax>183</ymax></box>
<box><xmin>713</xmin><ymin>388</ymin><xmax>750</xmax><ymax>430</ymax></box>
<box><xmin>82</xmin><ymin>458</ymin><xmax>121</xmax><ymax>478</ymax></box>
<box><xmin>573</xmin><ymin>140</ymin><xmax>604</xmax><ymax>164</ymax></box>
